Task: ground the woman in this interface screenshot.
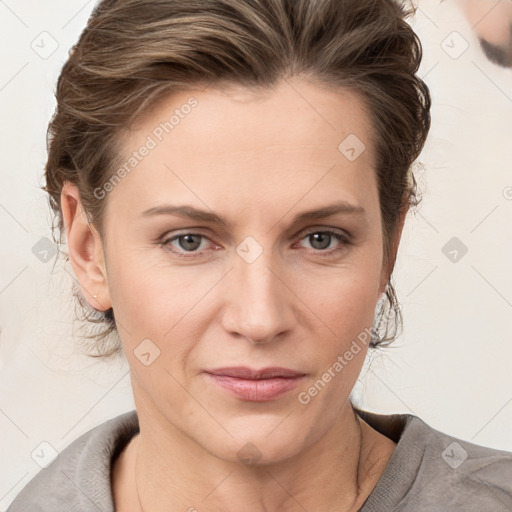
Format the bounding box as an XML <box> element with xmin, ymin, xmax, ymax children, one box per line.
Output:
<box><xmin>7</xmin><ymin>0</ymin><xmax>512</xmax><ymax>510</ymax></box>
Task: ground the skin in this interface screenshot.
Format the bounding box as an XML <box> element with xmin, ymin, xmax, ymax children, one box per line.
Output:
<box><xmin>61</xmin><ymin>77</ymin><xmax>405</xmax><ymax>512</ymax></box>
<box><xmin>459</xmin><ymin>0</ymin><xmax>512</xmax><ymax>45</ymax></box>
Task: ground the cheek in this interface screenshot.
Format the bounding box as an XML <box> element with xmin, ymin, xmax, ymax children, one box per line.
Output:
<box><xmin>105</xmin><ymin>250</ymin><xmax>228</xmax><ymax>372</ymax></box>
<box><xmin>298</xmin><ymin>248</ymin><xmax>382</xmax><ymax>386</ymax></box>
<box><xmin>306</xmin><ymin>251</ymin><xmax>382</xmax><ymax>329</ymax></box>
<box><xmin>107</xmin><ymin>263</ymin><xmax>169</xmax><ymax>333</ymax></box>
<box><xmin>300</xmin><ymin>271</ymin><xmax>377</xmax><ymax>394</ymax></box>
<box><xmin>313</xmin><ymin>281</ymin><xmax>377</xmax><ymax>370</ymax></box>
<box><xmin>107</xmin><ymin>256</ymin><xmax>202</xmax><ymax>404</ymax></box>
<box><xmin>107</xmin><ymin>248</ymin><xmax>206</xmax><ymax>325</ymax></box>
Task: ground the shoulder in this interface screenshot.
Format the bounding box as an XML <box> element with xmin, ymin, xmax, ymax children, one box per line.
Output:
<box><xmin>402</xmin><ymin>414</ymin><xmax>512</xmax><ymax>510</ymax></box>
<box><xmin>357</xmin><ymin>409</ymin><xmax>512</xmax><ymax>512</ymax></box>
<box><xmin>6</xmin><ymin>410</ymin><xmax>139</xmax><ymax>512</ymax></box>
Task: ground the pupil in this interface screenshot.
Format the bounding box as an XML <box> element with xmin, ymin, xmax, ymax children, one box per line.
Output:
<box><xmin>180</xmin><ymin>234</ymin><xmax>201</xmax><ymax>251</ymax></box>
<box><xmin>310</xmin><ymin>233</ymin><xmax>330</xmax><ymax>250</ymax></box>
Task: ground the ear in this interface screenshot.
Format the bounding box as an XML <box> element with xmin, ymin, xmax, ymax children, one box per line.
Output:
<box><xmin>378</xmin><ymin>208</ymin><xmax>407</xmax><ymax>296</ymax></box>
<box><xmin>60</xmin><ymin>181</ymin><xmax>112</xmax><ymax>311</ymax></box>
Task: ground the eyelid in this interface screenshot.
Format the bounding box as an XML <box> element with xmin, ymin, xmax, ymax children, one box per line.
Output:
<box><xmin>160</xmin><ymin>226</ymin><xmax>352</xmax><ymax>257</ymax></box>
<box><xmin>161</xmin><ymin>225</ymin><xmax>352</xmax><ymax>241</ymax></box>
<box><xmin>296</xmin><ymin>226</ymin><xmax>352</xmax><ymax>242</ymax></box>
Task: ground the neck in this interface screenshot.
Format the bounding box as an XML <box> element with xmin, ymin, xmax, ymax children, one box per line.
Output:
<box><xmin>122</xmin><ymin>402</ymin><xmax>391</xmax><ymax>512</ymax></box>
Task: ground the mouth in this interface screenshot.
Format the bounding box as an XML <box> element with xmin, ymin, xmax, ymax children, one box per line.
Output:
<box><xmin>203</xmin><ymin>366</ymin><xmax>306</xmax><ymax>402</ymax></box>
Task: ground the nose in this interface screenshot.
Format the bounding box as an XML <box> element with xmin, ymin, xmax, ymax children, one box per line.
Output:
<box><xmin>220</xmin><ymin>244</ymin><xmax>296</xmax><ymax>344</ymax></box>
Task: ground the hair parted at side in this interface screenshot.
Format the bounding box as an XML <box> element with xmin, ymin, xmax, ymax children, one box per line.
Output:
<box><xmin>43</xmin><ymin>0</ymin><xmax>431</xmax><ymax>358</ymax></box>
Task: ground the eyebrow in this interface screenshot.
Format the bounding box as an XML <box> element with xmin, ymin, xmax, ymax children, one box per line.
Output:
<box><xmin>141</xmin><ymin>200</ymin><xmax>366</xmax><ymax>229</ymax></box>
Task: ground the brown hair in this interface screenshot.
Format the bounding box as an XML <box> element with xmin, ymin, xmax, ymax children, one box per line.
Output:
<box><xmin>44</xmin><ymin>0</ymin><xmax>431</xmax><ymax>358</ymax></box>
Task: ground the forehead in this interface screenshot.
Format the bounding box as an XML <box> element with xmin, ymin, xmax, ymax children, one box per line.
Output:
<box><xmin>108</xmin><ymin>78</ymin><xmax>377</xmax><ymax>219</ymax></box>
<box><xmin>121</xmin><ymin>78</ymin><xmax>374</xmax><ymax>164</ymax></box>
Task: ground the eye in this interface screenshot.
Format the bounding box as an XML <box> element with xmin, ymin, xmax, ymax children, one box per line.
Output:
<box><xmin>295</xmin><ymin>229</ymin><xmax>351</xmax><ymax>255</ymax></box>
<box><xmin>161</xmin><ymin>233</ymin><xmax>214</xmax><ymax>257</ymax></box>
<box><xmin>160</xmin><ymin>228</ymin><xmax>351</xmax><ymax>258</ymax></box>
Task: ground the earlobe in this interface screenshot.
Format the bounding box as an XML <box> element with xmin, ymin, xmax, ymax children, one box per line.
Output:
<box><xmin>60</xmin><ymin>181</ymin><xmax>112</xmax><ymax>311</ymax></box>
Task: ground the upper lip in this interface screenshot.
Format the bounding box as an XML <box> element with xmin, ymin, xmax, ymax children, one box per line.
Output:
<box><xmin>205</xmin><ymin>366</ymin><xmax>306</xmax><ymax>379</ymax></box>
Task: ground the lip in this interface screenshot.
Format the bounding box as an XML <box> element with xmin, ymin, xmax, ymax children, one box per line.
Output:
<box><xmin>205</xmin><ymin>366</ymin><xmax>305</xmax><ymax>379</ymax></box>
<box><xmin>204</xmin><ymin>366</ymin><xmax>306</xmax><ymax>402</ymax></box>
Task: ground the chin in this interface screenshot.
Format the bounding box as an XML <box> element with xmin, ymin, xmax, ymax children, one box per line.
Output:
<box><xmin>225</xmin><ymin>439</ymin><xmax>303</xmax><ymax>468</ymax></box>
<box><xmin>201</xmin><ymin>417</ymin><xmax>315</xmax><ymax>467</ymax></box>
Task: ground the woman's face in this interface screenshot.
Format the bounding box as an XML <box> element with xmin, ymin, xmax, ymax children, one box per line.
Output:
<box><xmin>96</xmin><ymin>78</ymin><xmax>396</xmax><ymax>463</ymax></box>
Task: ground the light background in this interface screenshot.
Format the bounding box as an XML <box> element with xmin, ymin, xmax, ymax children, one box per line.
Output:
<box><xmin>0</xmin><ymin>0</ymin><xmax>511</xmax><ymax>509</ymax></box>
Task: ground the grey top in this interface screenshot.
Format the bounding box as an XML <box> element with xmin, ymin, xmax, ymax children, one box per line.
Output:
<box><xmin>6</xmin><ymin>409</ymin><xmax>512</xmax><ymax>511</ymax></box>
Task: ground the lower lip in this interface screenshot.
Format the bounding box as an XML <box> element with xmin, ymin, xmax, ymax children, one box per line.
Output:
<box><xmin>205</xmin><ymin>373</ymin><xmax>305</xmax><ymax>401</ymax></box>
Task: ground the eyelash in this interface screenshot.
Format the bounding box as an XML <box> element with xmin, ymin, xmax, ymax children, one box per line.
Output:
<box><xmin>159</xmin><ymin>229</ymin><xmax>351</xmax><ymax>258</ymax></box>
